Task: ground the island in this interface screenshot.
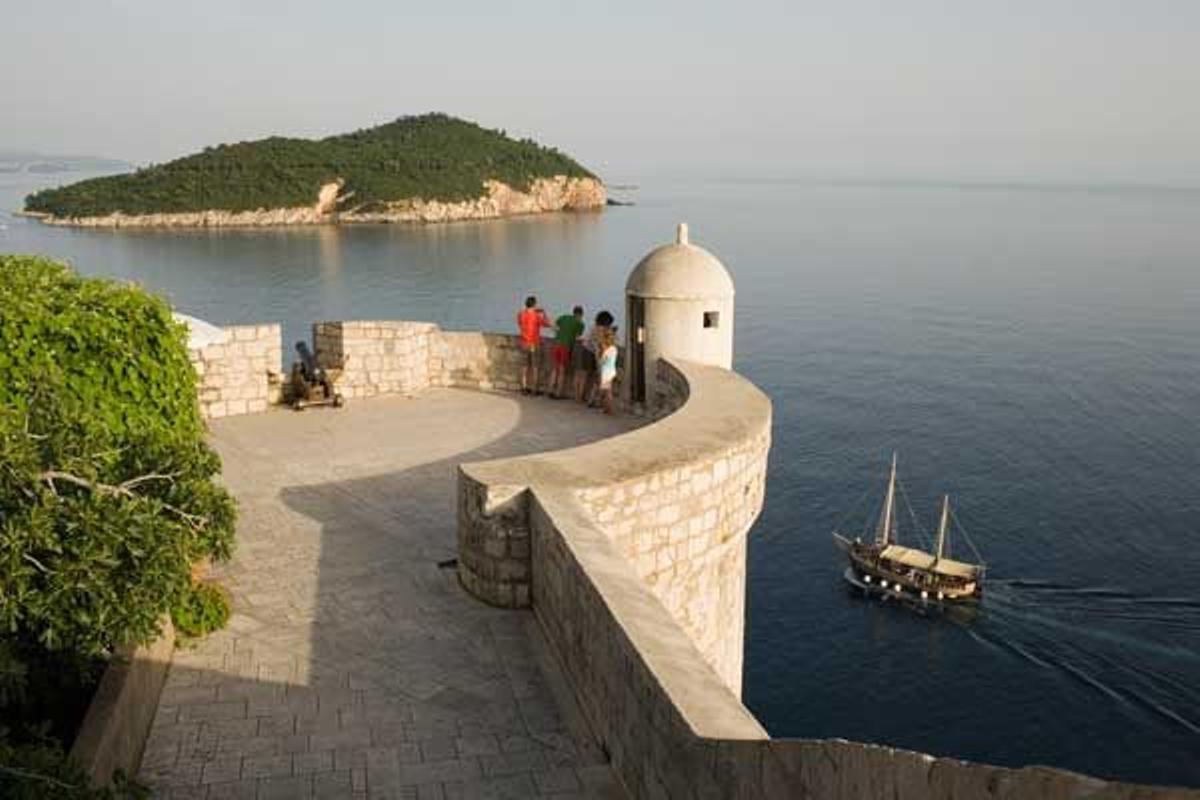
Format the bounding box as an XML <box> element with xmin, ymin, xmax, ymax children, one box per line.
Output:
<box><xmin>22</xmin><ymin>114</ymin><xmax>606</xmax><ymax>227</ymax></box>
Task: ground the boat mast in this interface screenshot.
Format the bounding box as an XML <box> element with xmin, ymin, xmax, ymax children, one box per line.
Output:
<box><xmin>876</xmin><ymin>453</ymin><xmax>898</xmax><ymax>546</ymax></box>
<box><xmin>935</xmin><ymin>495</ymin><xmax>950</xmax><ymax>562</ymax></box>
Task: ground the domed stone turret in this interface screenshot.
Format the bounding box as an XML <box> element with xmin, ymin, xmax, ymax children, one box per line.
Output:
<box><xmin>625</xmin><ymin>223</ymin><xmax>735</xmax><ymax>300</ymax></box>
<box><xmin>624</xmin><ymin>223</ymin><xmax>736</xmax><ymax>405</ymax></box>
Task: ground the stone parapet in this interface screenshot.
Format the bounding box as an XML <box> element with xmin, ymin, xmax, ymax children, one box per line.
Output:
<box><xmin>186</xmin><ymin>320</ymin><xmax>610</xmax><ymax>415</ymax></box>
<box><xmin>311</xmin><ymin>320</ymin><xmax>437</xmax><ymax>399</ymax></box>
<box><xmin>569</xmin><ymin>361</ymin><xmax>767</xmax><ymax>692</ymax></box>
<box><xmin>431</xmin><ymin>331</ymin><xmax>549</xmax><ymax>392</ymax></box>
<box><xmin>652</xmin><ymin>356</ymin><xmax>690</xmax><ymax>412</ymax></box>
<box><xmin>433</xmin><ymin>330</ymin><xmax>626</xmax><ymax>402</ymax></box>
<box><xmin>457</xmin><ymin>359</ymin><xmax>770</xmax><ymax>697</ymax></box>
<box><xmin>188</xmin><ymin>324</ymin><xmax>282</xmax><ymax>419</ymax></box>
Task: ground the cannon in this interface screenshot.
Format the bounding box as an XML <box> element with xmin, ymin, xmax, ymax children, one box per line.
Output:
<box><xmin>290</xmin><ymin>341</ymin><xmax>344</xmax><ymax>410</ymax></box>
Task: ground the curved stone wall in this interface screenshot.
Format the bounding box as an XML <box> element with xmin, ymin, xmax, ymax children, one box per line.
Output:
<box><xmin>457</xmin><ymin>359</ymin><xmax>770</xmax><ymax>694</ymax></box>
<box><xmin>455</xmin><ymin>355</ymin><xmax>1194</xmax><ymax>799</ymax></box>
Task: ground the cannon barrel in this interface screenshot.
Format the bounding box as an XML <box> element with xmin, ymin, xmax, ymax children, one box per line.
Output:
<box><xmin>295</xmin><ymin>341</ymin><xmax>320</xmax><ymax>381</ymax></box>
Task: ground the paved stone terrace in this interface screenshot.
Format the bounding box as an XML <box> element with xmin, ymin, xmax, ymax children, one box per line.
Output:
<box><xmin>140</xmin><ymin>390</ymin><xmax>638</xmax><ymax>799</ymax></box>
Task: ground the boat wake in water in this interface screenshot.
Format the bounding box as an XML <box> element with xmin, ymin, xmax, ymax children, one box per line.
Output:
<box><xmin>962</xmin><ymin>579</ymin><xmax>1200</xmax><ymax>736</ymax></box>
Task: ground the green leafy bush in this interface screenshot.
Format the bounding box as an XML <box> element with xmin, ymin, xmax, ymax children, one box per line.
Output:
<box><xmin>0</xmin><ymin>255</ymin><xmax>236</xmax><ymax>658</ymax></box>
<box><xmin>25</xmin><ymin>113</ymin><xmax>598</xmax><ymax>217</ymax></box>
<box><xmin>0</xmin><ymin>255</ymin><xmax>236</xmax><ymax>787</ymax></box>
<box><xmin>171</xmin><ymin>582</ymin><xmax>230</xmax><ymax>639</ymax></box>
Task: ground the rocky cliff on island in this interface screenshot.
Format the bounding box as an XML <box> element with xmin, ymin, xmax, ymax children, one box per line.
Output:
<box><xmin>31</xmin><ymin>176</ymin><xmax>606</xmax><ymax>228</ymax></box>
<box><xmin>24</xmin><ymin>114</ymin><xmax>606</xmax><ymax>228</ymax></box>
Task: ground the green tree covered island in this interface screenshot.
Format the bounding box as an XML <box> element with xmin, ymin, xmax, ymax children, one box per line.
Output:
<box><xmin>24</xmin><ymin>114</ymin><xmax>599</xmax><ymax>218</ymax></box>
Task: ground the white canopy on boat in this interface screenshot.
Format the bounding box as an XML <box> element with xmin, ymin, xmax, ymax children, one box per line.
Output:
<box><xmin>880</xmin><ymin>543</ymin><xmax>979</xmax><ymax>580</ymax></box>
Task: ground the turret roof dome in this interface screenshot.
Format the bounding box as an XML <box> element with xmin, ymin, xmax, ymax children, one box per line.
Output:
<box><xmin>626</xmin><ymin>223</ymin><xmax>734</xmax><ymax>300</ymax></box>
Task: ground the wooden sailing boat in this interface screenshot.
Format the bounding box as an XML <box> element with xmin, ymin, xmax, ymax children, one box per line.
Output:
<box><xmin>832</xmin><ymin>454</ymin><xmax>985</xmax><ymax>603</ymax></box>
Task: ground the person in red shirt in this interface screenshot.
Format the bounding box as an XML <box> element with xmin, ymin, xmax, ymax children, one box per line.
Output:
<box><xmin>517</xmin><ymin>295</ymin><xmax>554</xmax><ymax>394</ymax></box>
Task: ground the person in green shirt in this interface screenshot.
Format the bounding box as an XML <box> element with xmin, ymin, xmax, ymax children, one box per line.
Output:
<box><xmin>549</xmin><ymin>305</ymin><xmax>585</xmax><ymax>399</ymax></box>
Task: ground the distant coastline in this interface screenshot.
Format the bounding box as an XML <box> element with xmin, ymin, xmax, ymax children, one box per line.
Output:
<box><xmin>0</xmin><ymin>150</ymin><xmax>130</xmax><ymax>176</ymax></box>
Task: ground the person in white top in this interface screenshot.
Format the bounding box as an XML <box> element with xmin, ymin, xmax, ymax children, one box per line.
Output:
<box><xmin>574</xmin><ymin>309</ymin><xmax>614</xmax><ymax>406</ymax></box>
<box><xmin>596</xmin><ymin>326</ymin><xmax>618</xmax><ymax>415</ymax></box>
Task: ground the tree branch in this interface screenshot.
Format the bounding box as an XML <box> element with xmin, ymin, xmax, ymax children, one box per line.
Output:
<box><xmin>38</xmin><ymin>470</ymin><xmax>207</xmax><ymax>529</ymax></box>
<box><xmin>22</xmin><ymin>553</ymin><xmax>50</xmax><ymax>573</ymax></box>
<box><xmin>119</xmin><ymin>472</ymin><xmax>179</xmax><ymax>491</ymax></box>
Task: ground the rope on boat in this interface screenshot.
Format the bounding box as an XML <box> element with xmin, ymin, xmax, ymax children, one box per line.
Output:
<box><xmin>829</xmin><ymin>478</ymin><xmax>880</xmax><ymax>540</ymax></box>
<box><xmin>896</xmin><ymin>477</ymin><xmax>934</xmax><ymax>550</ymax></box>
<box><xmin>949</xmin><ymin>504</ymin><xmax>987</xmax><ymax>568</ymax></box>
<box><xmin>862</xmin><ymin>494</ymin><xmax>884</xmax><ymax>541</ymax></box>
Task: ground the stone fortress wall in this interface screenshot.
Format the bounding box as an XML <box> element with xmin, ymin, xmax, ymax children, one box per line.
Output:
<box><xmin>311</xmin><ymin>320</ymin><xmax>436</xmax><ymax>399</ymax></box>
<box><xmin>570</xmin><ymin>360</ymin><xmax>765</xmax><ymax>691</ymax></box>
<box><xmin>186</xmin><ymin>323</ymin><xmax>282</xmax><ymax>419</ymax></box>
<box><xmin>458</xmin><ymin>358</ymin><xmax>769</xmax><ymax>693</ymax></box>
<box><xmin>190</xmin><ymin>319</ymin><xmax>589</xmax><ymax>417</ymax></box>
<box><xmin>184</xmin><ymin>317</ymin><xmax>1194</xmax><ymax>799</ymax></box>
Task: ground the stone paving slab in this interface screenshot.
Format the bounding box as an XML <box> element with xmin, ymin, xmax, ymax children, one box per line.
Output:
<box><xmin>140</xmin><ymin>390</ymin><xmax>634</xmax><ymax>799</ymax></box>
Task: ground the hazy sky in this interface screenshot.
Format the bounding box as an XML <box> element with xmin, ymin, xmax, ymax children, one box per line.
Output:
<box><xmin>4</xmin><ymin>1</ymin><xmax>1198</xmax><ymax>184</ymax></box>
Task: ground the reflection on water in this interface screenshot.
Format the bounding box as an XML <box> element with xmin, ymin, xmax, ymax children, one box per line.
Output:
<box><xmin>3</xmin><ymin>172</ymin><xmax>1200</xmax><ymax>786</ymax></box>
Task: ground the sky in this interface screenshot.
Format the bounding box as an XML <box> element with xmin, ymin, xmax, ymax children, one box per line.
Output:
<box><xmin>3</xmin><ymin>1</ymin><xmax>1199</xmax><ymax>185</ymax></box>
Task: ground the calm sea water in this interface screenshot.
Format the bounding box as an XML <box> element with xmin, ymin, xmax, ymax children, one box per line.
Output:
<box><xmin>4</xmin><ymin>173</ymin><xmax>1199</xmax><ymax>786</ymax></box>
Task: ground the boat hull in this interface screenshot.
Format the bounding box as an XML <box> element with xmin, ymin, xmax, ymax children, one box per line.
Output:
<box><xmin>841</xmin><ymin>568</ymin><xmax>983</xmax><ymax>626</ymax></box>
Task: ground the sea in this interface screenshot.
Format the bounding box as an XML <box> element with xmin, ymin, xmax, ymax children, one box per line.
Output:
<box><xmin>3</xmin><ymin>171</ymin><xmax>1199</xmax><ymax>787</ymax></box>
